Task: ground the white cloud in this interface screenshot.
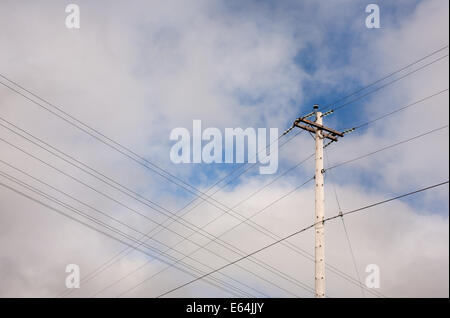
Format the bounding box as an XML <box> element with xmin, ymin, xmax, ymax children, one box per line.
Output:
<box><xmin>0</xmin><ymin>0</ymin><xmax>448</xmax><ymax>297</ymax></box>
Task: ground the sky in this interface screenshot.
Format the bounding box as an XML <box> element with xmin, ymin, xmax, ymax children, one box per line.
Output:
<box><xmin>0</xmin><ymin>0</ymin><xmax>448</xmax><ymax>298</ymax></box>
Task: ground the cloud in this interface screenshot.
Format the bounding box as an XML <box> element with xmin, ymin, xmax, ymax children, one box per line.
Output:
<box><xmin>0</xmin><ymin>0</ymin><xmax>448</xmax><ymax>297</ymax></box>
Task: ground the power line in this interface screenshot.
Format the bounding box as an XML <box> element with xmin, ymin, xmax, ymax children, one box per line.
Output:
<box><xmin>0</xmin><ymin>72</ymin><xmax>306</xmax><ymax>268</ymax></box>
<box><xmin>0</xmin><ymin>118</ymin><xmax>319</xmax><ymax>298</ymax></box>
<box><xmin>324</xmin><ymin>54</ymin><xmax>449</xmax><ymax>114</ymax></box>
<box><xmin>1</xmin><ymin>44</ymin><xmax>446</xmax><ymax>296</ymax></box>
<box><xmin>3</xmin><ymin>83</ymin><xmax>440</xmax><ymax>296</ymax></box>
<box><xmin>0</xmin><ymin>135</ymin><xmax>306</xmax><ymax>297</ymax></box>
<box><xmin>117</xmin><ymin>176</ymin><xmax>316</xmax><ymax>297</ymax></box>
<box><xmin>95</xmin><ymin>118</ymin><xmax>450</xmax><ymax>297</ymax></box>
<box><xmin>79</xmin><ymin>147</ymin><xmax>381</xmax><ymax>297</ymax></box>
<box><xmin>93</xmin><ymin>129</ymin><xmax>393</xmax><ymax>298</ymax></box>
<box><xmin>325</xmin><ymin>125</ymin><xmax>449</xmax><ymax>171</ymax></box>
<box><xmin>208</xmin><ymin>88</ymin><xmax>450</xmax><ymax>297</ymax></box>
<box><xmin>154</xmin><ymin>181</ymin><xmax>448</xmax><ymax>297</ymax></box>
<box><xmin>278</xmin><ymin>116</ymin><xmax>449</xmax><ymax>297</ymax></box>
<box><xmin>62</xmin><ymin>123</ymin><xmax>303</xmax><ymax>296</ymax></box>
<box><xmin>195</xmin><ymin>129</ymin><xmax>303</xmax><ymax>194</ymax></box>
<box><xmin>0</xmin><ymin>115</ymin><xmax>311</xmax><ymax>297</ymax></box>
<box><xmin>90</xmin><ymin>161</ymin><xmax>316</xmax><ymax>297</ymax></box>
<box><xmin>321</xmin><ymin>45</ymin><xmax>449</xmax><ymax>110</ymax></box>
<box><xmin>1</xmin><ymin>45</ymin><xmax>447</xmax><ymax>205</ymax></box>
<box><xmin>0</xmin><ymin>76</ymin><xmax>328</xmax><ymax>295</ymax></box>
<box><xmin>0</xmin><ymin>75</ymin><xmax>301</xmax><ymax>236</ymax></box>
<box><xmin>0</xmin><ymin>76</ymin><xmax>205</xmax><ymax>197</ymax></box>
<box><xmin>65</xmin><ymin>86</ymin><xmax>447</xmax><ymax>297</ymax></box>
<box><xmin>74</xmin><ymin>132</ymin><xmax>306</xmax><ymax>295</ymax></box>
<box><xmin>327</xmin><ymin>181</ymin><xmax>449</xmax><ymax>220</ymax></box>
<box><xmin>98</xmin><ymin>151</ymin><xmax>384</xmax><ymax>298</ymax></box>
<box><xmin>0</xmin><ymin>164</ymin><xmax>279</xmax><ymax>298</ymax></box>
<box><xmin>339</xmin><ymin>217</ymin><xmax>364</xmax><ymax>297</ymax></box>
<box><xmin>5</xmin><ymin>58</ymin><xmax>445</xmax><ymax>286</ymax></box>
<box><xmin>0</xmin><ymin>69</ymin><xmax>297</xmax><ymax>205</ymax></box>
<box><xmin>324</xmin><ymin>148</ymin><xmax>365</xmax><ymax>298</ymax></box>
<box><xmin>102</xmin><ymin>178</ymin><xmax>316</xmax><ymax>297</ymax></box>
<box><xmin>146</xmin><ymin>112</ymin><xmax>450</xmax><ymax>297</ymax></box>
<box><xmin>0</xmin><ymin>114</ymin><xmax>372</xmax><ymax>298</ymax></box>
<box><xmin>0</xmin><ymin>119</ymin><xmax>316</xmax><ymax>296</ymax></box>
<box><xmin>321</xmin><ymin>88</ymin><xmax>448</xmax><ymax>151</ymax></box>
<box><xmin>1</xmin><ymin>45</ymin><xmax>446</xmax><ymax>297</ymax></box>
<box><xmin>158</xmin><ymin>129</ymin><xmax>303</xmax><ymax>226</ymax></box>
<box><xmin>0</xmin><ymin>178</ymin><xmax>255</xmax><ymax>298</ymax></box>
<box><xmin>128</xmin><ymin>117</ymin><xmax>450</xmax><ymax>298</ymax></box>
<box><xmin>353</xmin><ymin>89</ymin><xmax>449</xmax><ymax>129</ymax></box>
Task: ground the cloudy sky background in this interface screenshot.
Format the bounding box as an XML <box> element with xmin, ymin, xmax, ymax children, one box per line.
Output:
<box><xmin>0</xmin><ymin>0</ymin><xmax>448</xmax><ymax>297</ymax></box>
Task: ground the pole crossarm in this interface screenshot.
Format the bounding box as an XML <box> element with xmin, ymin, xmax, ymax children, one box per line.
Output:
<box><xmin>297</xmin><ymin>117</ymin><xmax>345</xmax><ymax>137</ymax></box>
<box><xmin>294</xmin><ymin>122</ymin><xmax>338</xmax><ymax>142</ymax></box>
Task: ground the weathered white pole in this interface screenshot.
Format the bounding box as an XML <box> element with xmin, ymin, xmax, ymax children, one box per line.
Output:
<box><xmin>314</xmin><ymin>105</ymin><xmax>325</xmax><ymax>298</ymax></box>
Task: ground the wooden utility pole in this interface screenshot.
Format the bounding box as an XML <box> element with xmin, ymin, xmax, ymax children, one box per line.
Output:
<box><xmin>314</xmin><ymin>106</ymin><xmax>325</xmax><ymax>298</ymax></box>
<box><xmin>293</xmin><ymin>104</ymin><xmax>344</xmax><ymax>298</ymax></box>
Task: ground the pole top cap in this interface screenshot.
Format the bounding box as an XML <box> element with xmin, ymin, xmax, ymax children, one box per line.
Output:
<box><xmin>313</xmin><ymin>104</ymin><xmax>319</xmax><ymax>110</ymax></box>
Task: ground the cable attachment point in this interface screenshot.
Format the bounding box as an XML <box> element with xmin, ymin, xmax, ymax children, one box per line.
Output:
<box><xmin>323</xmin><ymin>141</ymin><xmax>334</xmax><ymax>149</ymax></box>
<box><xmin>338</xmin><ymin>210</ymin><xmax>343</xmax><ymax>217</ymax></box>
<box><xmin>282</xmin><ymin>125</ymin><xmax>295</xmax><ymax>136</ymax></box>
<box><xmin>321</xmin><ymin>110</ymin><xmax>334</xmax><ymax>118</ymax></box>
<box><xmin>300</xmin><ymin>111</ymin><xmax>315</xmax><ymax>120</ymax></box>
<box><xmin>342</xmin><ymin>127</ymin><xmax>356</xmax><ymax>135</ymax></box>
